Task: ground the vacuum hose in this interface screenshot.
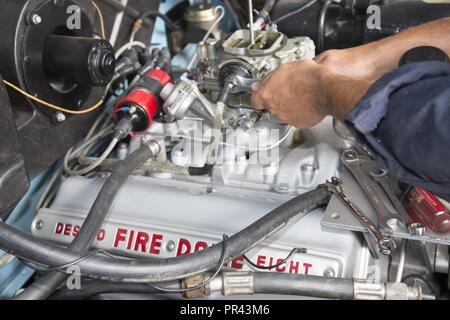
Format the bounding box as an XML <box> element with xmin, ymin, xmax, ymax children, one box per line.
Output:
<box><xmin>14</xmin><ymin>141</ymin><xmax>161</xmax><ymax>300</ymax></box>
<box><xmin>49</xmin><ymin>272</ymin><xmax>354</xmax><ymax>300</ymax></box>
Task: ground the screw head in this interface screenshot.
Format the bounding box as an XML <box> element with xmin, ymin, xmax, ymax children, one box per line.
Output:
<box><xmin>55</xmin><ymin>112</ymin><xmax>66</xmax><ymax>123</ymax></box>
<box><xmin>31</xmin><ymin>14</ymin><xmax>42</xmax><ymax>25</ymax></box>
<box><xmin>378</xmin><ymin>238</ymin><xmax>396</xmax><ymax>255</ymax></box>
<box><xmin>242</xmin><ymin>119</ymin><xmax>254</xmax><ymax>130</ymax></box>
<box><xmin>343</xmin><ymin>150</ymin><xmax>357</xmax><ymax>160</ymax></box>
<box><xmin>34</xmin><ymin>220</ymin><xmax>44</xmax><ymax>230</ymax></box>
<box><xmin>323</xmin><ymin>268</ymin><xmax>336</xmax><ymax>277</ymax></box>
<box><xmin>166</xmin><ymin>240</ymin><xmax>176</xmax><ymax>252</ymax></box>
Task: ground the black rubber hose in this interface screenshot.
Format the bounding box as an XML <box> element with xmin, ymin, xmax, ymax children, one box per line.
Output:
<box><xmin>272</xmin><ymin>0</ymin><xmax>319</xmax><ymax>25</ymax></box>
<box><xmin>253</xmin><ymin>273</ymin><xmax>354</xmax><ymax>299</ymax></box>
<box><xmin>318</xmin><ymin>0</ymin><xmax>333</xmax><ymax>53</ymax></box>
<box><xmin>188</xmin><ymin>164</ymin><xmax>214</xmax><ymax>176</ymax></box>
<box><xmin>49</xmin><ymin>280</ymin><xmax>181</xmax><ymax>300</ymax></box>
<box><xmin>0</xmin><ymin>188</ymin><xmax>331</xmax><ymax>283</ymax></box>
<box><xmin>50</xmin><ymin>273</ymin><xmax>354</xmax><ymax>300</ymax></box>
<box><xmin>139</xmin><ymin>11</ymin><xmax>180</xmax><ymax>31</ymax></box>
<box><xmin>14</xmin><ymin>141</ymin><xmax>160</xmax><ymax>300</ymax></box>
<box><xmin>258</xmin><ymin>0</ymin><xmax>277</xmax><ymax>22</ymax></box>
<box><xmin>262</xmin><ymin>0</ymin><xmax>277</xmax><ymax>13</ymax></box>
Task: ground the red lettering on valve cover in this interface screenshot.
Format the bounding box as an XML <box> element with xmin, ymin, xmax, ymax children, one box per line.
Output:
<box><xmin>127</xmin><ymin>230</ymin><xmax>135</xmax><ymax>250</ymax></box>
<box><xmin>303</xmin><ymin>263</ymin><xmax>312</xmax><ymax>275</ymax></box>
<box><xmin>55</xmin><ymin>222</ymin><xmax>105</xmax><ymax>241</ymax></box>
<box><xmin>55</xmin><ymin>223</ymin><xmax>315</xmax><ymax>275</ymax></box>
<box><xmin>134</xmin><ymin>231</ymin><xmax>149</xmax><ymax>253</ymax></box>
<box><xmin>55</xmin><ymin>223</ymin><xmax>63</xmax><ymax>234</ymax></box>
<box><xmin>256</xmin><ymin>255</ymin><xmax>266</xmax><ymax>266</ymax></box>
<box><xmin>114</xmin><ymin>228</ymin><xmax>128</xmax><ymax>248</ymax></box>
<box><xmin>231</xmin><ymin>256</ymin><xmax>244</xmax><ymax>269</ymax></box>
<box><xmin>194</xmin><ymin>241</ymin><xmax>208</xmax><ymax>252</ymax></box>
<box><xmin>275</xmin><ymin>258</ymin><xmax>286</xmax><ymax>272</ymax></box>
<box><xmin>150</xmin><ymin>234</ymin><xmax>163</xmax><ymax>254</ymax></box>
<box><xmin>177</xmin><ymin>238</ymin><xmax>191</xmax><ymax>256</ymax></box>
<box><xmin>289</xmin><ymin>261</ymin><xmax>300</xmax><ymax>273</ymax></box>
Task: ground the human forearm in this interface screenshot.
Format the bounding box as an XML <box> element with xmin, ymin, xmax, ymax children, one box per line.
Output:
<box><xmin>320</xmin><ymin>70</ymin><xmax>372</xmax><ymax>120</ymax></box>
<box><xmin>365</xmin><ymin>17</ymin><xmax>450</xmax><ymax>78</ymax></box>
<box><xmin>315</xmin><ymin>17</ymin><xmax>450</xmax><ymax>81</ymax></box>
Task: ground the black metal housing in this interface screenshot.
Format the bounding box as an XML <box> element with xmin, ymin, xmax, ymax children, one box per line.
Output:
<box><xmin>271</xmin><ymin>0</ymin><xmax>450</xmax><ymax>52</ymax></box>
<box><xmin>0</xmin><ymin>0</ymin><xmax>159</xmax><ymax>220</ymax></box>
<box><xmin>44</xmin><ymin>34</ymin><xmax>116</xmax><ymax>86</ymax></box>
<box><xmin>0</xmin><ymin>77</ymin><xmax>29</xmax><ymax>220</ymax></box>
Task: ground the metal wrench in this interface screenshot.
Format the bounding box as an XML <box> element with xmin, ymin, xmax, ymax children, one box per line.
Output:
<box><xmin>227</xmin><ymin>75</ymin><xmax>261</xmax><ymax>94</ymax></box>
<box><xmin>322</xmin><ymin>177</ymin><xmax>396</xmax><ymax>256</ymax></box>
<box><xmin>370</xmin><ymin>168</ymin><xmax>426</xmax><ymax>236</ymax></box>
<box><xmin>342</xmin><ymin>149</ymin><xmax>406</xmax><ymax>234</ymax></box>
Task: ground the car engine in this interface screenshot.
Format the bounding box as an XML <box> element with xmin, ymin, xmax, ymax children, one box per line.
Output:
<box><xmin>0</xmin><ymin>0</ymin><xmax>449</xmax><ymax>301</ymax></box>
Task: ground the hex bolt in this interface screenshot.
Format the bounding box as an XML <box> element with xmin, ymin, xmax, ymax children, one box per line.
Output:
<box><xmin>343</xmin><ymin>150</ymin><xmax>357</xmax><ymax>160</ymax></box>
<box><xmin>166</xmin><ymin>240</ymin><xmax>176</xmax><ymax>252</ymax></box>
<box><xmin>34</xmin><ymin>220</ymin><xmax>44</xmax><ymax>230</ymax></box>
<box><xmin>55</xmin><ymin>112</ymin><xmax>66</xmax><ymax>123</ymax></box>
<box><xmin>323</xmin><ymin>268</ymin><xmax>336</xmax><ymax>277</ymax></box>
<box><xmin>31</xmin><ymin>13</ymin><xmax>42</xmax><ymax>25</ymax></box>
<box><xmin>241</xmin><ymin>119</ymin><xmax>254</xmax><ymax>130</ymax></box>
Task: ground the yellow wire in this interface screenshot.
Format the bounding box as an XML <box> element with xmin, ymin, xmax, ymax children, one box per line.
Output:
<box><xmin>92</xmin><ymin>0</ymin><xmax>106</xmax><ymax>39</ymax></box>
<box><xmin>0</xmin><ymin>1</ymin><xmax>108</xmax><ymax>115</ymax></box>
<box><xmin>2</xmin><ymin>79</ymin><xmax>104</xmax><ymax>115</ymax></box>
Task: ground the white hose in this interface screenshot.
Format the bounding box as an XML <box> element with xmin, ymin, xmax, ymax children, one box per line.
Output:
<box><xmin>115</xmin><ymin>41</ymin><xmax>147</xmax><ymax>59</ymax></box>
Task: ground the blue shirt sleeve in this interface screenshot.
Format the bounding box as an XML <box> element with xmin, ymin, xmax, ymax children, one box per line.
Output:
<box><xmin>344</xmin><ymin>61</ymin><xmax>450</xmax><ymax>201</ymax></box>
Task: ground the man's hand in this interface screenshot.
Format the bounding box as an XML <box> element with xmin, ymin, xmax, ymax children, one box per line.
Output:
<box><xmin>251</xmin><ymin>60</ymin><xmax>329</xmax><ymax>128</ymax></box>
<box><xmin>250</xmin><ymin>60</ymin><xmax>372</xmax><ymax>129</ymax></box>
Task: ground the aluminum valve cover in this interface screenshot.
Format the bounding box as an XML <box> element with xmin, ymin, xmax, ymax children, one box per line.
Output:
<box><xmin>33</xmin><ymin>175</ymin><xmax>375</xmax><ymax>280</ymax></box>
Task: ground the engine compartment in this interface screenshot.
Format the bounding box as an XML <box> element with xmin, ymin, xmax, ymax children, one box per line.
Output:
<box><xmin>0</xmin><ymin>0</ymin><xmax>449</xmax><ymax>301</ymax></box>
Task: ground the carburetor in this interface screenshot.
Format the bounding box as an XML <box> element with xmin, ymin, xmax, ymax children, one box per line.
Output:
<box><xmin>160</xmin><ymin>28</ymin><xmax>315</xmax><ymax>124</ymax></box>
<box><xmin>198</xmin><ymin>28</ymin><xmax>315</xmax><ymax>108</ymax></box>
